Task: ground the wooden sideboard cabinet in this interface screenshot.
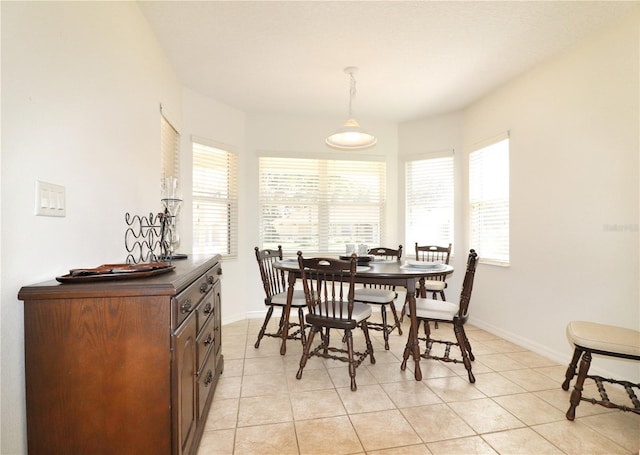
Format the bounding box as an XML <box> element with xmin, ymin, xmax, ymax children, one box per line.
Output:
<box><xmin>18</xmin><ymin>255</ymin><xmax>224</xmax><ymax>455</ymax></box>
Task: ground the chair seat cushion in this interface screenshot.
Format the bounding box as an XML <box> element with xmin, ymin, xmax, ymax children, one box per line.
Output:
<box><xmin>354</xmin><ymin>288</ymin><xmax>397</xmax><ymax>304</ymax></box>
<box><xmin>418</xmin><ymin>279</ymin><xmax>446</xmax><ymax>291</ymax></box>
<box><xmin>313</xmin><ymin>302</ymin><xmax>372</xmax><ymax>323</ymax></box>
<box><xmin>270</xmin><ymin>289</ymin><xmax>307</xmax><ymax>307</ymax></box>
<box><xmin>408</xmin><ymin>298</ymin><xmax>459</xmax><ymax>321</ymax></box>
<box><xmin>567</xmin><ymin>321</ymin><xmax>640</xmax><ymax>357</ymax></box>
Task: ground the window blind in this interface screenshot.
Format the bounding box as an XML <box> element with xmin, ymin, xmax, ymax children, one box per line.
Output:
<box><xmin>192</xmin><ymin>141</ymin><xmax>238</xmax><ymax>258</ymax></box>
<box><xmin>259</xmin><ymin>156</ymin><xmax>386</xmax><ymax>255</ymax></box>
<box><xmin>405</xmin><ymin>153</ymin><xmax>454</xmax><ymax>250</ymax></box>
<box><xmin>469</xmin><ymin>136</ymin><xmax>510</xmax><ymax>264</ymax></box>
<box><xmin>160</xmin><ymin>113</ymin><xmax>179</xmax><ymax>181</ymax></box>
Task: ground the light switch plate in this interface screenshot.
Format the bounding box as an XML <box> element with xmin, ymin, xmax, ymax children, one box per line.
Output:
<box><xmin>35</xmin><ymin>180</ymin><xmax>66</xmax><ymax>217</ymax></box>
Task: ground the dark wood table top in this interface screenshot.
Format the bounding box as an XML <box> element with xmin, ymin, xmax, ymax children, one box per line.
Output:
<box><xmin>273</xmin><ymin>257</ymin><xmax>453</xmax><ymax>280</ymax></box>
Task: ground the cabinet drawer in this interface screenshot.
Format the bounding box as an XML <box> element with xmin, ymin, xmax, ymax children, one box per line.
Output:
<box><xmin>196</xmin><ymin>288</ymin><xmax>215</xmax><ymax>335</ymax></box>
<box><xmin>196</xmin><ymin>349</ymin><xmax>216</xmax><ymax>420</ymax></box>
<box><xmin>196</xmin><ymin>310</ymin><xmax>215</xmax><ymax>372</ymax></box>
<box><xmin>173</xmin><ymin>266</ymin><xmax>217</xmax><ymax>329</ymax></box>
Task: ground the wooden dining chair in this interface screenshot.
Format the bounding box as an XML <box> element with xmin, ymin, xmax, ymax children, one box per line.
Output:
<box><xmin>254</xmin><ymin>246</ymin><xmax>307</xmax><ymax>349</ymax></box>
<box><xmin>415</xmin><ymin>243</ymin><xmax>452</xmax><ymax>300</ymax></box>
<box><xmin>353</xmin><ymin>245</ymin><xmax>405</xmax><ymax>350</ymax></box>
<box><xmin>402</xmin><ymin>249</ymin><xmax>478</xmax><ymax>383</ymax></box>
<box><xmin>296</xmin><ymin>252</ymin><xmax>376</xmax><ymax>391</ymax></box>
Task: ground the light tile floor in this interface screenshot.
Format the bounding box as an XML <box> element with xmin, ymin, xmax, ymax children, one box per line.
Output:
<box><xmin>198</xmin><ymin>315</ymin><xmax>639</xmax><ymax>455</ymax></box>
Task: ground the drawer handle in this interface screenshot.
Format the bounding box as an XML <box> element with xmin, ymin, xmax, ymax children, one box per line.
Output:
<box><xmin>180</xmin><ymin>299</ymin><xmax>192</xmax><ymax>314</ymax></box>
<box><xmin>207</xmin><ymin>275</ymin><xmax>214</xmax><ymax>284</ymax></box>
<box><xmin>203</xmin><ymin>303</ymin><xmax>212</xmax><ymax>314</ymax></box>
<box><xmin>204</xmin><ymin>333</ymin><xmax>213</xmax><ymax>346</ymax></box>
<box><xmin>204</xmin><ymin>370</ymin><xmax>213</xmax><ymax>386</ymax></box>
<box><xmin>200</xmin><ymin>282</ymin><xmax>209</xmax><ymax>293</ymax></box>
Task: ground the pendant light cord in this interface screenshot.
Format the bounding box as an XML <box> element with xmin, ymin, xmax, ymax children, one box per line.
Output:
<box><xmin>348</xmin><ymin>70</ymin><xmax>357</xmax><ymax>119</ymax></box>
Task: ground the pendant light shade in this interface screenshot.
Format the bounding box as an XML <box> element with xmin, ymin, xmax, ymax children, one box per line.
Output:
<box><xmin>326</xmin><ymin>67</ymin><xmax>377</xmax><ymax>150</ymax></box>
<box><xmin>326</xmin><ymin>118</ymin><xmax>377</xmax><ymax>150</ymax></box>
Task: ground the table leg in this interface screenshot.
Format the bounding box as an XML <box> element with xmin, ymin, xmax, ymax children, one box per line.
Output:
<box><xmin>405</xmin><ymin>278</ymin><xmax>422</xmax><ymax>381</ymax></box>
<box><xmin>280</xmin><ymin>271</ymin><xmax>296</xmax><ymax>355</ymax></box>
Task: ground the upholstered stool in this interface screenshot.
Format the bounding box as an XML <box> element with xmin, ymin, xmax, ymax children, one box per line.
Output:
<box><xmin>562</xmin><ymin>321</ymin><xmax>640</xmax><ymax>420</ymax></box>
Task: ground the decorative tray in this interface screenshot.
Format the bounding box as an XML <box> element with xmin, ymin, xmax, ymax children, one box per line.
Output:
<box><xmin>56</xmin><ymin>262</ymin><xmax>175</xmax><ymax>283</ymax></box>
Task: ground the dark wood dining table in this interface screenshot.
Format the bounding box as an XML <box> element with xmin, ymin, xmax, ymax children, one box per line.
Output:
<box><xmin>272</xmin><ymin>257</ymin><xmax>454</xmax><ymax>381</ymax></box>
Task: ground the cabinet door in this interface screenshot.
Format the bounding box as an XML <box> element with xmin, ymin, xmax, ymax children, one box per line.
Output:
<box><xmin>173</xmin><ymin>313</ymin><xmax>197</xmax><ymax>455</ymax></box>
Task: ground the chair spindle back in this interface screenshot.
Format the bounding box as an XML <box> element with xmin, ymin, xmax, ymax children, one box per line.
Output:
<box><xmin>297</xmin><ymin>252</ymin><xmax>357</xmax><ymax>321</ymax></box>
<box><xmin>255</xmin><ymin>246</ymin><xmax>286</xmax><ymax>300</ymax></box>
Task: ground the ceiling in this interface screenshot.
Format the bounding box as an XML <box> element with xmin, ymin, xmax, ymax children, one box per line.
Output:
<box><xmin>138</xmin><ymin>1</ymin><xmax>637</xmax><ymax>123</ymax></box>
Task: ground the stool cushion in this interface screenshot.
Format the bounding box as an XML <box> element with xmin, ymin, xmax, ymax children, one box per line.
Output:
<box><xmin>353</xmin><ymin>288</ymin><xmax>396</xmax><ymax>304</ymax></box>
<box><xmin>567</xmin><ymin>321</ymin><xmax>640</xmax><ymax>357</ymax></box>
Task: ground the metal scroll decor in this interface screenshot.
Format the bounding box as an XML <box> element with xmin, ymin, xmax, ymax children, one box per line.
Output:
<box><xmin>124</xmin><ymin>212</ymin><xmax>174</xmax><ymax>264</ymax></box>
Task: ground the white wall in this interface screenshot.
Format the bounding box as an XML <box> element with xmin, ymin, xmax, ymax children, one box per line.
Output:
<box><xmin>401</xmin><ymin>11</ymin><xmax>639</xmax><ymax>380</ymax></box>
<box><xmin>1</xmin><ymin>3</ymin><xmax>182</xmax><ymax>453</ymax></box>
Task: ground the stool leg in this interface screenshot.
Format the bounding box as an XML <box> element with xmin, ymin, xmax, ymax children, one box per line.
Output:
<box><xmin>562</xmin><ymin>347</ymin><xmax>582</xmax><ymax>390</ymax></box>
<box><xmin>566</xmin><ymin>350</ymin><xmax>591</xmax><ymax>421</ymax></box>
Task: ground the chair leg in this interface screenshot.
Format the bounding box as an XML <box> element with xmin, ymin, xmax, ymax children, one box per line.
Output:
<box><xmin>276</xmin><ymin>311</ymin><xmax>287</xmax><ymax>336</ymax></box>
<box><xmin>562</xmin><ymin>348</ymin><xmax>583</xmax><ymax>390</ymax></box>
<box><xmin>454</xmin><ymin>323</ymin><xmax>475</xmax><ymax>383</ymax></box>
<box><xmin>254</xmin><ymin>306</ymin><xmax>275</xmax><ymax>348</ymax></box>
<box><xmin>389</xmin><ymin>301</ymin><xmax>403</xmax><ymax>336</ymax></box>
<box><xmin>324</xmin><ymin>328</ymin><xmax>331</xmax><ymax>355</ymax></box>
<box><xmin>344</xmin><ymin>329</ymin><xmax>357</xmax><ymax>391</ymax></box>
<box><xmin>297</xmin><ymin>326</ymin><xmax>318</xmax><ymax>380</ymax></box>
<box><xmin>297</xmin><ymin>307</ymin><xmax>307</xmax><ymax>347</ymax></box>
<box><xmin>401</xmin><ymin>319</ymin><xmax>419</xmax><ymax>371</ymax></box>
<box><xmin>438</xmin><ymin>290</ymin><xmax>446</xmax><ymax>300</ymax></box>
<box><xmin>566</xmin><ymin>350</ymin><xmax>591</xmax><ymax>421</ymax></box>
<box><xmin>399</xmin><ymin>296</ymin><xmax>407</xmax><ymax>324</ymax></box>
<box><xmin>462</xmin><ymin>330</ymin><xmax>475</xmax><ymax>361</ymax></box>
<box><xmin>360</xmin><ymin>320</ymin><xmax>376</xmax><ymax>365</ymax></box>
<box><xmin>380</xmin><ymin>305</ymin><xmax>390</xmax><ymax>350</ymax></box>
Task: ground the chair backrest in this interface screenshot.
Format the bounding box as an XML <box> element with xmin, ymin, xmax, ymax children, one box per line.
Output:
<box><xmin>254</xmin><ymin>246</ymin><xmax>285</xmax><ymax>300</ymax></box>
<box><xmin>367</xmin><ymin>245</ymin><xmax>403</xmax><ymax>260</ymax></box>
<box><xmin>457</xmin><ymin>249</ymin><xmax>479</xmax><ymax>319</ymax></box>
<box><xmin>415</xmin><ymin>243</ymin><xmax>452</xmax><ymax>263</ymax></box>
<box><xmin>297</xmin><ymin>252</ymin><xmax>357</xmax><ymax>322</ymax></box>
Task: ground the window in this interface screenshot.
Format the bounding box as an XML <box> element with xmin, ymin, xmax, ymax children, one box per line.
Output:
<box><xmin>160</xmin><ymin>111</ymin><xmax>179</xmax><ymax>181</ymax></box>
<box><xmin>259</xmin><ymin>156</ymin><xmax>386</xmax><ymax>254</ymax></box>
<box><xmin>192</xmin><ymin>140</ymin><xmax>238</xmax><ymax>258</ymax></box>
<box><xmin>469</xmin><ymin>135</ymin><xmax>510</xmax><ymax>265</ymax></box>
<box><xmin>405</xmin><ymin>152</ymin><xmax>454</xmax><ymax>250</ymax></box>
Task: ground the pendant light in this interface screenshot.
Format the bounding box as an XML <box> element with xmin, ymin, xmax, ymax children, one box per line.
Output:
<box><xmin>326</xmin><ymin>67</ymin><xmax>377</xmax><ymax>150</ymax></box>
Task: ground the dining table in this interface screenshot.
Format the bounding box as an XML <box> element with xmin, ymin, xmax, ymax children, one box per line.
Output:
<box><xmin>272</xmin><ymin>256</ymin><xmax>454</xmax><ymax>381</ymax></box>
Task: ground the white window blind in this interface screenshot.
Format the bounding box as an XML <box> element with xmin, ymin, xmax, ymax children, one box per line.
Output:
<box><xmin>469</xmin><ymin>136</ymin><xmax>510</xmax><ymax>264</ymax></box>
<box><xmin>192</xmin><ymin>141</ymin><xmax>238</xmax><ymax>258</ymax></box>
<box><xmin>161</xmin><ymin>112</ymin><xmax>179</xmax><ymax>181</ymax></box>
<box><xmin>405</xmin><ymin>152</ymin><xmax>454</xmax><ymax>250</ymax></box>
<box><xmin>259</xmin><ymin>156</ymin><xmax>386</xmax><ymax>255</ymax></box>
